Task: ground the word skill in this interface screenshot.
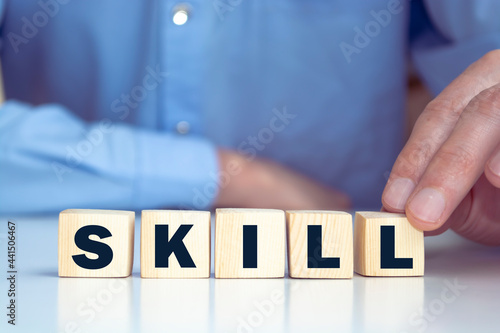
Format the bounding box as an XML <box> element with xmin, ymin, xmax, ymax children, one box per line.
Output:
<box><xmin>58</xmin><ymin>209</ymin><xmax>424</xmax><ymax>279</ymax></box>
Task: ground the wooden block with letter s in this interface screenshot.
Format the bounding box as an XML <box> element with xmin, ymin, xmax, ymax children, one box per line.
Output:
<box><xmin>141</xmin><ymin>210</ymin><xmax>210</xmax><ymax>278</ymax></box>
<box><xmin>286</xmin><ymin>210</ymin><xmax>353</xmax><ymax>279</ymax></box>
<box><xmin>354</xmin><ymin>212</ymin><xmax>424</xmax><ymax>277</ymax></box>
<box><xmin>58</xmin><ymin>209</ymin><xmax>135</xmax><ymax>277</ymax></box>
<box><xmin>215</xmin><ymin>208</ymin><xmax>286</xmax><ymax>278</ymax></box>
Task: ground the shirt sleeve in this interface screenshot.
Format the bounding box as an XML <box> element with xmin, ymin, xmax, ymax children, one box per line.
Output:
<box><xmin>0</xmin><ymin>100</ymin><xmax>219</xmax><ymax>214</ymax></box>
<box><xmin>410</xmin><ymin>0</ymin><xmax>500</xmax><ymax>95</ymax></box>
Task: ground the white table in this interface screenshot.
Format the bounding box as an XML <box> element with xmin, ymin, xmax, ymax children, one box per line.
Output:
<box><xmin>1</xmin><ymin>215</ymin><xmax>499</xmax><ymax>333</ymax></box>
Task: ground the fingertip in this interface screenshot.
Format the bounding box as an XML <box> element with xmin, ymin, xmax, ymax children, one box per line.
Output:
<box><xmin>405</xmin><ymin>210</ymin><xmax>441</xmax><ymax>232</ymax></box>
<box><xmin>406</xmin><ymin>186</ymin><xmax>447</xmax><ymax>229</ymax></box>
<box><xmin>424</xmin><ymin>229</ymin><xmax>444</xmax><ymax>237</ymax></box>
<box><xmin>379</xmin><ymin>205</ymin><xmax>400</xmax><ymax>214</ymax></box>
<box><xmin>381</xmin><ymin>199</ymin><xmax>405</xmax><ymax>214</ymax></box>
<box><xmin>381</xmin><ymin>177</ymin><xmax>415</xmax><ymax>212</ymax></box>
<box><xmin>423</xmin><ymin>218</ymin><xmax>454</xmax><ymax>236</ymax></box>
<box><xmin>485</xmin><ymin>161</ymin><xmax>500</xmax><ymax>188</ymax></box>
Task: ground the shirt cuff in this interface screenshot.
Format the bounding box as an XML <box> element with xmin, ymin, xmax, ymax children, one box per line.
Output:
<box><xmin>133</xmin><ymin>129</ymin><xmax>219</xmax><ymax>210</ymax></box>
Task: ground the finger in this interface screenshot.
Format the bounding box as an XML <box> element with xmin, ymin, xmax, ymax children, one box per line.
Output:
<box><xmin>381</xmin><ymin>204</ymin><xmax>449</xmax><ymax>235</ymax></box>
<box><xmin>406</xmin><ymin>83</ymin><xmax>500</xmax><ymax>231</ymax></box>
<box><xmin>382</xmin><ymin>50</ymin><xmax>500</xmax><ymax>212</ymax></box>
<box><xmin>485</xmin><ymin>143</ymin><xmax>500</xmax><ymax>188</ymax></box>
<box><xmin>424</xmin><ymin>192</ymin><xmax>471</xmax><ymax>236</ymax></box>
<box><xmin>450</xmin><ymin>175</ymin><xmax>500</xmax><ymax>246</ymax></box>
<box><xmin>424</xmin><ymin>219</ymin><xmax>454</xmax><ymax>237</ymax></box>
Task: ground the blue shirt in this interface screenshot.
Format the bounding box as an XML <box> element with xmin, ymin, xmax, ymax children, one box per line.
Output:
<box><xmin>1</xmin><ymin>0</ymin><xmax>499</xmax><ymax>214</ymax></box>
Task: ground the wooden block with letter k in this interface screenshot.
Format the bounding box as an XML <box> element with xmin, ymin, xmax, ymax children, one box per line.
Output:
<box><xmin>354</xmin><ymin>212</ymin><xmax>424</xmax><ymax>277</ymax></box>
<box><xmin>141</xmin><ymin>210</ymin><xmax>210</xmax><ymax>278</ymax></box>
<box><xmin>215</xmin><ymin>208</ymin><xmax>286</xmax><ymax>278</ymax></box>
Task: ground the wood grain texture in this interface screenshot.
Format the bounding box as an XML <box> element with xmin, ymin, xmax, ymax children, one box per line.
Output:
<box><xmin>215</xmin><ymin>208</ymin><xmax>285</xmax><ymax>278</ymax></box>
<box><xmin>58</xmin><ymin>209</ymin><xmax>135</xmax><ymax>277</ymax></box>
<box><xmin>141</xmin><ymin>210</ymin><xmax>210</xmax><ymax>278</ymax></box>
<box><xmin>354</xmin><ymin>212</ymin><xmax>424</xmax><ymax>277</ymax></box>
<box><xmin>286</xmin><ymin>210</ymin><xmax>353</xmax><ymax>279</ymax></box>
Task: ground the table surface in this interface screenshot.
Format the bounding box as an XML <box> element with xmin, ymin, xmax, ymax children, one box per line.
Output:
<box><xmin>1</xmin><ymin>215</ymin><xmax>499</xmax><ymax>333</ymax></box>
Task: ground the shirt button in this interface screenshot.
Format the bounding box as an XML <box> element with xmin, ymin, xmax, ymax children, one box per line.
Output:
<box><xmin>172</xmin><ymin>4</ymin><xmax>190</xmax><ymax>25</ymax></box>
<box><xmin>176</xmin><ymin>121</ymin><xmax>190</xmax><ymax>134</ymax></box>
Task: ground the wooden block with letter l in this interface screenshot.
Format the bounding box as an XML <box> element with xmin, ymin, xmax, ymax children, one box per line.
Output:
<box><xmin>58</xmin><ymin>209</ymin><xmax>135</xmax><ymax>278</ymax></box>
<box><xmin>141</xmin><ymin>210</ymin><xmax>210</xmax><ymax>278</ymax></box>
<box><xmin>215</xmin><ymin>208</ymin><xmax>285</xmax><ymax>278</ymax></box>
<box><xmin>354</xmin><ymin>212</ymin><xmax>424</xmax><ymax>277</ymax></box>
<box><xmin>286</xmin><ymin>210</ymin><xmax>353</xmax><ymax>279</ymax></box>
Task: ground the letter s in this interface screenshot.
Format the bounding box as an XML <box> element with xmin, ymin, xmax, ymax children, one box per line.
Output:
<box><xmin>72</xmin><ymin>225</ymin><xmax>113</xmax><ymax>269</ymax></box>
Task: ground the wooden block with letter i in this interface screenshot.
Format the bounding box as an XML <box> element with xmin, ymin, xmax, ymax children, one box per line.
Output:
<box><xmin>141</xmin><ymin>210</ymin><xmax>210</xmax><ymax>278</ymax></box>
<box><xmin>354</xmin><ymin>212</ymin><xmax>424</xmax><ymax>277</ymax></box>
<box><xmin>58</xmin><ymin>209</ymin><xmax>135</xmax><ymax>277</ymax></box>
<box><xmin>215</xmin><ymin>208</ymin><xmax>285</xmax><ymax>278</ymax></box>
<box><xmin>286</xmin><ymin>210</ymin><xmax>353</xmax><ymax>279</ymax></box>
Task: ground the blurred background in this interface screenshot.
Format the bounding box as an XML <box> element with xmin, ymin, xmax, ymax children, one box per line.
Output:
<box><xmin>8</xmin><ymin>1</ymin><xmax>490</xmax><ymax>216</ymax></box>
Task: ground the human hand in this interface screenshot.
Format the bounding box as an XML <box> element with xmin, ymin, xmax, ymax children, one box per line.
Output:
<box><xmin>382</xmin><ymin>50</ymin><xmax>500</xmax><ymax>245</ymax></box>
<box><xmin>214</xmin><ymin>149</ymin><xmax>351</xmax><ymax>211</ymax></box>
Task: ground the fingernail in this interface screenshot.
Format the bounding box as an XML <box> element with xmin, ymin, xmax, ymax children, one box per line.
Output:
<box><xmin>384</xmin><ymin>178</ymin><xmax>415</xmax><ymax>210</ymax></box>
<box><xmin>408</xmin><ymin>187</ymin><xmax>446</xmax><ymax>223</ymax></box>
<box><xmin>490</xmin><ymin>151</ymin><xmax>500</xmax><ymax>176</ymax></box>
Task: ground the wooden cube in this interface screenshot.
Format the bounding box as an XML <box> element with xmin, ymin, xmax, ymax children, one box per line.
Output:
<box><xmin>286</xmin><ymin>210</ymin><xmax>353</xmax><ymax>279</ymax></box>
<box><xmin>141</xmin><ymin>210</ymin><xmax>210</xmax><ymax>278</ymax></box>
<box><xmin>354</xmin><ymin>212</ymin><xmax>424</xmax><ymax>277</ymax></box>
<box><xmin>58</xmin><ymin>209</ymin><xmax>135</xmax><ymax>277</ymax></box>
<box><xmin>215</xmin><ymin>208</ymin><xmax>285</xmax><ymax>278</ymax></box>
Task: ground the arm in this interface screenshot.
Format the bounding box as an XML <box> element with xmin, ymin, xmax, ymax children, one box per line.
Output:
<box><xmin>0</xmin><ymin>101</ymin><xmax>351</xmax><ymax>214</ymax></box>
<box><xmin>0</xmin><ymin>101</ymin><xmax>218</xmax><ymax>214</ymax></box>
